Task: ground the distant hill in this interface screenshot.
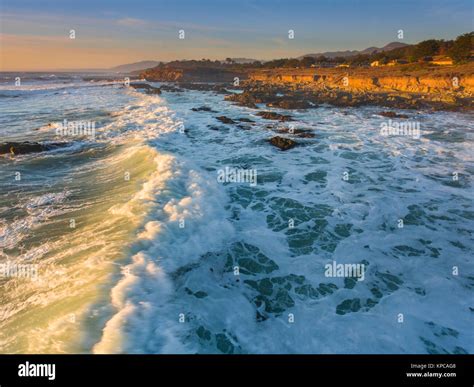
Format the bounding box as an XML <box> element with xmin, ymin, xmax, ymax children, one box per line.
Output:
<box><xmin>299</xmin><ymin>42</ymin><xmax>410</xmax><ymax>59</ymax></box>
<box><xmin>229</xmin><ymin>58</ymin><xmax>259</xmax><ymax>64</ymax></box>
<box><xmin>109</xmin><ymin>60</ymin><xmax>161</xmax><ymax>73</ymax></box>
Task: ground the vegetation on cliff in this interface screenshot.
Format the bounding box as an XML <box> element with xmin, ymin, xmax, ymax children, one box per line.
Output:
<box><xmin>141</xmin><ymin>32</ymin><xmax>472</xmax><ymax>83</ymax></box>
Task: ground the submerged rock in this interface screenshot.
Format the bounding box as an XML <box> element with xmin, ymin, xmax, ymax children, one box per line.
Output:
<box><xmin>0</xmin><ymin>142</ymin><xmax>69</xmax><ymax>155</ymax></box>
<box><xmin>129</xmin><ymin>83</ymin><xmax>162</xmax><ymax>94</ymax></box>
<box><xmin>237</xmin><ymin>117</ymin><xmax>255</xmax><ymax>123</ymax></box>
<box><xmin>257</xmin><ymin>111</ymin><xmax>293</xmax><ymax>121</ymax></box>
<box><xmin>266</xmin><ymin>99</ymin><xmax>312</xmax><ymax>109</ymax></box>
<box><xmin>268</xmin><ymin>136</ymin><xmax>297</xmax><ymax>150</ymax></box>
<box><xmin>159</xmin><ymin>84</ymin><xmax>184</xmax><ymax>92</ymax></box>
<box><xmin>192</xmin><ymin>106</ymin><xmax>217</xmax><ymax>112</ymax></box>
<box><xmin>216</xmin><ymin>116</ymin><xmax>236</xmax><ymax>124</ymax></box>
<box><xmin>278</xmin><ymin>127</ymin><xmax>315</xmax><ymax>138</ymax></box>
<box><xmin>377</xmin><ymin>111</ymin><xmax>409</xmax><ymax>118</ymax></box>
<box><xmin>224</xmin><ymin>90</ymin><xmax>258</xmax><ymax>108</ymax></box>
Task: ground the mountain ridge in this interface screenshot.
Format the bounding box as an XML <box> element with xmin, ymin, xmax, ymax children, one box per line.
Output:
<box><xmin>109</xmin><ymin>60</ymin><xmax>161</xmax><ymax>73</ymax></box>
<box><xmin>299</xmin><ymin>42</ymin><xmax>410</xmax><ymax>59</ymax></box>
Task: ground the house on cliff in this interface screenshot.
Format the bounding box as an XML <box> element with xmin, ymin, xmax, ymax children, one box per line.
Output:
<box><xmin>430</xmin><ymin>56</ymin><xmax>453</xmax><ymax>65</ymax></box>
<box><xmin>387</xmin><ymin>59</ymin><xmax>408</xmax><ymax>66</ymax></box>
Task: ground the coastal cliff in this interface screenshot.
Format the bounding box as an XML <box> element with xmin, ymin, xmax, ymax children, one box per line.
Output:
<box><xmin>141</xmin><ymin>66</ymin><xmax>248</xmax><ymax>82</ymax></box>
<box><xmin>139</xmin><ymin>61</ymin><xmax>474</xmax><ymax>111</ymax></box>
<box><xmin>248</xmin><ymin>63</ymin><xmax>474</xmax><ymax>95</ymax></box>
<box><xmin>225</xmin><ymin>63</ymin><xmax>474</xmax><ymax>111</ymax></box>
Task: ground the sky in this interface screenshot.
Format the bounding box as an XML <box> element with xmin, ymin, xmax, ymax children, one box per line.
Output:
<box><xmin>0</xmin><ymin>0</ymin><xmax>472</xmax><ymax>71</ymax></box>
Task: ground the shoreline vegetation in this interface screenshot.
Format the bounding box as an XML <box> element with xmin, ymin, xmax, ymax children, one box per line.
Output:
<box><xmin>136</xmin><ymin>32</ymin><xmax>473</xmax><ymax>112</ymax></box>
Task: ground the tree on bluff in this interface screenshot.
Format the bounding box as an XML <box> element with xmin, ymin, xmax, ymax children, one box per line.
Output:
<box><xmin>413</xmin><ymin>39</ymin><xmax>440</xmax><ymax>60</ymax></box>
<box><xmin>449</xmin><ymin>32</ymin><xmax>473</xmax><ymax>63</ymax></box>
<box><xmin>300</xmin><ymin>56</ymin><xmax>316</xmax><ymax>68</ymax></box>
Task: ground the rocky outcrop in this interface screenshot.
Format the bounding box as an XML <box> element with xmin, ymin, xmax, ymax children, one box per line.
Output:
<box><xmin>377</xmin><ymin>111</ymin><xmax>409</xmax><ymax>118</ymax></box>
<box><xmin>266</xmin><ymin>99</ymin><xmax>313</xmax><ymax>109</ymax></box>
<box><xmin>268</xmin><ymin>136</ymin><xmax>297</xmax><ymax>150</ymax></box>
<box><xmin>257</xmin><ymin>111</ymin><xmax>293</xmax><ymax>121</ymax></box>
<box><xmin>216</xmin><ymin>116</ymin><xmax>236</xmax><ymax>124</ymax></box>
<box><xmin>141</xmin><ymin>66</ymin><xmax>248</xmax><ymax>83</ymax></box>
<box><xmin>248</xmin><ymin>65</ymin><xmax>474</xmax><ymax>94</ymax></box>
<box><xmin>129</xmin><ymin>83</ymin><xmax>161</xmax><ymax>94</ymax></box>
<box><xmin>277</xmin><ymin>127</ymin><xmax>316</xmax><ymax>138</ymax></box>
<box><xmin>239</xmin><ymin>64</ymin><xmax>474</xmax><ymax>111</ymax></box>
<box><xmin>0</xmin><ymin>142</ymin><xmax>69</xmax><ymax>155</ymax></box>
<box><xmin>192</xmin><ymin>106</ymin><xmax>217</xmax><ymax>112</ymax></box>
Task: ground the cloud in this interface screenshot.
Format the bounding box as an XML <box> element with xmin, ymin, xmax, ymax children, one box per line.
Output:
<box><xmin>116</xmin><ymin>18</ymin><xmax>148</xmax><ymax>27</ymax></box>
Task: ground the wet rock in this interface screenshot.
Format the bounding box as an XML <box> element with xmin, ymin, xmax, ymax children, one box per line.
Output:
<box><xmin>159</xmin><ymin>84</ymin><xmax>183</xmax><ymax>92</ymax></box>
<box><xmin>225</xmin><ymin>90</ymin><xmax>258</xmax><ymax>108</ymax></box>
<box><xmin>296</xmin><ymin>132</ymin><xmax>315</xmax><ymax>138</ymax></box>
<box><xmin>377</xmin><ymin>111</ymin><xmax>409</xmax><ymax>118</ymax></box>
<box><xmin>179</xmin><ymin>82</ymin><xmax>229</xmax><ymax>93</ymax></box>
<box><xmin>216</xmin><ymin>116</ymin><xmax>236</xmax><ymax>124</ymax></box>
<box><xmin>129</xmin><ymin>83</ymin><xmax>162</xmax><ymax>94</ymax></box>
<box><xmin>266</xmin><ymin>99</ymin><xmax>312</xmax><ymax>109</ymax></box>
<box><xmin>268</xmin><ymin>136</ymin><xmax>297</xmax><ymax>150</ymax></box>
<box><xmin>0</xmin><ymin>142</ymin><xmax>69</xmax><ymax>155</ymax></box>
<box><xmin>192</xmin><ymin>106</ymin><xmax>216</xmax><ymax>112</ymax></box>
<box><xmin>257</xmin><ymin>111</ymin><xmax>293</xmax><ymax>121</ymax></box>
<box><xmin>237</xmin><ymin>117</ymin><xmax>255</xmax><ymax>123</ymax></box>
<box><xmin>278</xmin><ymin>127</ymin><xmax>315</xmax><ymax>138</ymax></box>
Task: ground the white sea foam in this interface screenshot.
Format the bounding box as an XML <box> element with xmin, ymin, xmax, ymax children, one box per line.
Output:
<box><xmin>98</xmin><ymin>90</ymin><xmax>471</xmax><ymax>354</ymax></box>
<box><xmin>93</xmin><ymin>152</ymin><xmax>235</xmax><ymax>352</ymax></box>
<box><xmin>1</xmin><ymin>80</ymin><xmax>472</xmax><ymax>354</ymax></box>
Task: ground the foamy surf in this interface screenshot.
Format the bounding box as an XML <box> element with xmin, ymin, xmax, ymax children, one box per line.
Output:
<box><xmin>1</xmin><ymin>75</ymin><xmax>472</xmax><ymax>354</ymax></box>
<box><xmin>93</xmin><ymin>153</ymin><xmax>235</xmax><ymax>353</ymax></box>
<box><xmin>0</xmin><ymin>84</ymin><xmax>190</xmax><ymax>353</ymax></box>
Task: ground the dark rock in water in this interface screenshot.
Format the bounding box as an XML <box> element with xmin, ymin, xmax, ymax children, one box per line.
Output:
<box><xmin>129</xmin><ymin>83</ymin><xmax>154</xmax><ymax>89</ymax></box>
<box><xmin>0</xmin><ymin>142</ymin><xmax>69</xmax><ymax>155</ymax></box>
<box><xmin>224</xmin><ymin>90</ymin><xmax>258</xmax><ymax>108</ymax></box>
<box><xmin>278</xmin><ymin>127</ymin><xmax>315</xmax><ymax>138</ymax></box>
<box><xmin>267</xmin><ymin>99</ymin><xmax>312</xmax><ymax>109</ymax></box>
<box><xmin>159</xmin><ymin>84</ymin><xmax>183</xmax><ymax>92</ymax></box>
<box><xmin>377</xmin><ymin>111</ymin><xmax>409</xmax><ymax>118</ymax></box>
<box><xmin>192</xmin><ymin>106</ymin><xmax>216</xmax><ymax>112</ymax></box>
<box><xmin>237</xmin><ymin>117</ymin><xmax>255</xmax><ymax>123</ymax></box>
<box><xmin>178</xmin><ymin>82</ymin><xmax>229</xmax><ymax>93</ymax></box>
<box><xmin>296</xmin><ymin>132</ymin><xmax>316</xmax><ymax>138</ymax></box>
<box><xmin>129</xmin><ymin>83</ymin><xmax>161</xmax><ymax>94</ymax></box>
<box><xmin>257</xmin><ymin>111</ymin><xmax>293</xmax><ymax>122</ymax></box>
<box><xmin>268</xmin><ymin>136</ymin><xmax>297</xmax><ymax>151</ymax></box>
<box><xmin>216</xmin><ymin>116</ymin><xmax>236</xmax><ymax>124</ymax></box>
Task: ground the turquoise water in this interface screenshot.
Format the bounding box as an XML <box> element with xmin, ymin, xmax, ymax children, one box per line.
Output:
<box><xmin>0</xmin><ymin>73</ymin><xmax>473</xmax><ymax>353</ymax></box>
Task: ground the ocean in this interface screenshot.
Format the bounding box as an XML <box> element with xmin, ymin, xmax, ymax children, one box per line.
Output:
<box><xmin>0</xmin><ymin>72</ymin><xmax>473</xmax><ymax>354</ymax></box>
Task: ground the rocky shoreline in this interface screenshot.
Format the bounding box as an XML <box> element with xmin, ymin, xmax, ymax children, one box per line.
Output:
<box><xmin>139</xmin><ymin>62</ymin><xmax>474</xmax><ymax>112</ymax></box>
<box><xmin>224</xmin><ymin>81</ymin><xmax>473</xmax><ymax>112</ymax></box>
<box><xmin>131</xmin><ymin>64</ymin><xmax>474</xmax><ymax>151</ymax></box>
